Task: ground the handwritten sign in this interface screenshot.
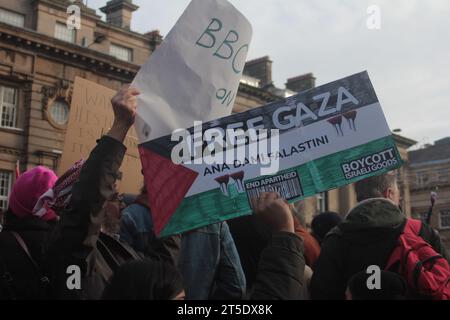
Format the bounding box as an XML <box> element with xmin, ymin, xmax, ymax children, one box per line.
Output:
<box><xmin>133</xmin><ymin>0</ymin><xmax>253</xmax><ymax>143</ymax></box>
<box><xmin>133</xmin><ymin>0</ymin><xmax>252</xmax><ymax>236</ymax></box>
<box><xmin>59</xmin><ymin>77</ymin><xmax>142</xmax><ymax>194</ymax></box>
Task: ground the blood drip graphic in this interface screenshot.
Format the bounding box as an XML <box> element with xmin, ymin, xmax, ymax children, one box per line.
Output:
<box><xmin>328</xmin><ymin>115</ymin><xmax>344</xmax><ymax>136</ymax></box>
<box><xmin>343</xmin><ymin>110</ymin><xmax>357</xmax><ymax>131</ymax></box>
<box><xmin>215</xmin><ymin>175</ymin><xmax>230</xmax><ymax>196</ymax></box>
<box><xmin>230</xmin><ymin>171</ymin><xmax>245</xmax><ymax>193</ymax></box>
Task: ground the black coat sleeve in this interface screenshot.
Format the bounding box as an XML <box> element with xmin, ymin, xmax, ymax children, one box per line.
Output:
<box><xmin>48</xmin><ymin>136</ymin><xmax>126</xmax><ymax>299</ymax></box>
<box><xmin>251</xmin><ymin>232</ymin><xmax>305</xmax><ymax>300</ymax></box>
<box><xmin>56</xmin><ymin>135</ymin><xmax>126</xmax><ymax>250</ymax></box>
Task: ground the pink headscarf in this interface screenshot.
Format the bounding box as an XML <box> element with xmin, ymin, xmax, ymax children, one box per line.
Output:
<box><xmin>8</xmin><ymin>166</ymin><xmax>58</xmax><ymax>221</ymax></box>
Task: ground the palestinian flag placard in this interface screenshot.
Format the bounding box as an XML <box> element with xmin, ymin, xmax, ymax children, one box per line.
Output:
<box><xmin>138</xmin><ymin>71</ymin><xmax>402</xmax><ymax>237</ymax></box>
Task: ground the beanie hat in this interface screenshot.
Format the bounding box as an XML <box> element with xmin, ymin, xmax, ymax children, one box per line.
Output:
<box><xmin>311</xmin><ymin>211</ymin><xmax>342</xmax><ymax>242</ymax></box>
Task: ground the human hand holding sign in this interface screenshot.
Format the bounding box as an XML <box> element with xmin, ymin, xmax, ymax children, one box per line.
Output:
<box><xmin>107</xmin><ymin>85</ymin><xmax>140</xmax><ymax>143</ymax></box>
<box><xmin>251</xmin><ymin>192</ymin><xmax>294</xmax><ymax>233</ymax></box>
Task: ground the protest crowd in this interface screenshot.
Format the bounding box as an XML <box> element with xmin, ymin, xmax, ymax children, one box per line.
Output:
<box><xmin>0</xmin><ymin>85</ymin><xmax>448</xmax><ymax>301</ymax></box>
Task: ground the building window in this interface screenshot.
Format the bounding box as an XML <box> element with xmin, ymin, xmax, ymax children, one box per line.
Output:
<box><xmin>416</xmin><ymin>172</ymin><xmax>429</xmax><ymax>188</ymax></box>
<box><xmin>438</xmin><ymin>169</ymin><xmax>449</xmax><ymax>183</ymax></box>
<box><xmin>49</xmin><ymin>99</ymin><xmax>69</xmax><ymax>125</ymax></box>
<box><xmin>54</xmin><ymin>22</ymin><xmax>76</xmax><ymax>43</ymax></box>
<box><xmin>0</xmin><ymin>8</ymin><xmax>25</xmax><ymax>27</ymax></box>
<box><xmin>81</xmin><ymin>37</ymin><xmax>88</xmax><ymax>47</ymax></box>
<box><xmin>0</xmin><ymin>85</ymin><xmax>18</xmax><ymax>129</ymax></box>
<box><xmin>0</xmin><ymin>170</ymin><xmax>12</xmax><ymax>212</ymax></box>
<box><xmin>110</xmin><ymin>43</ymin><xmax>133</xmax><ymax>62</ymax></box>
<box><xmin>316</xmin><ymin>192</ymin><xmax>328</xmax><ymax>213</ymax></box>
<box><xmin>440</xmin><ymin>210</ymin><xmax>450</xmax><ymax>229</ymax></box>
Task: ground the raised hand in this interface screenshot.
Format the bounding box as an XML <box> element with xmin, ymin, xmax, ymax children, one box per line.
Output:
<box><xmin>251</xmin><ymin>192</ymin><xmax>294</xmax><ymax>233</ymax></box>
<box><xmin>108</xmin><ymin>85</ymin><xmax>140</xmax><ymax>142</ymax></box>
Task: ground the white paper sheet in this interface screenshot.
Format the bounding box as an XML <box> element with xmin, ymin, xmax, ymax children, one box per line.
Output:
<box><xmin>133</xmin><ymin>0</ymin><xmax>253</xmax><ymax>143</ymax></box>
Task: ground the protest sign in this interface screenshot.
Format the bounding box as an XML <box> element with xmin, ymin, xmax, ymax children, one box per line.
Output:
<box><xmin>59</xmin><ymin>77</ymin><xmax>142</xmax><ymax>194</ymax></box>
<box><xmin>133</xmin><ymin>0</ymin><xmax>253</xmax><ymax>235</ymax></box>
<box><xmin>139</xmin><ymin>71</ymin><xmax>403</xmax><ymax>237</ymax></box>
<box><xmin>133</xmin><ymin>0</ymin><xmax>253</xmax><ymax>143</ymax></box>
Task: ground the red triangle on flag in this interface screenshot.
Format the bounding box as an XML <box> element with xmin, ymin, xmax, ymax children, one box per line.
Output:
<box><xmin>139</xmin><ymin>146</ymin><xmax>199</xmax><ymax>235</ymax></box>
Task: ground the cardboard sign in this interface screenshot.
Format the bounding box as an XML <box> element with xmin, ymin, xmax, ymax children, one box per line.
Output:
<box><xmin>139</xmin><ymin>71</ymin><xmax>403</xmax><ymax>237</ymax></box>
<box><xmin>59</xmin><ymin>77</ymin><xmax>142</xmax><ymax>194</ymax></box>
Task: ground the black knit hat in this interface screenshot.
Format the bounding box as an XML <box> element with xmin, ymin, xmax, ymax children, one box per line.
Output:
<box><xmin>311</xmin><ymin>211</ymin><xmax>342</xmax><ymax>243</ymax></box>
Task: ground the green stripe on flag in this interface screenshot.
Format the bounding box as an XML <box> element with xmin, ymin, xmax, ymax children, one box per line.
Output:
<box><xmin>160</xmin><ymin>135</ymin><xmax>401</xmax><ymax>237</ymax></box>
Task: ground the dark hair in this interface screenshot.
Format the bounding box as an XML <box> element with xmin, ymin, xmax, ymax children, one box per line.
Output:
<box><xmin>354</xmin><ymin>172</ymin><xmax>397</xmax><ymax>202</ymax></box>
<box><xmin>102</xmin><ymin>259</ymin><xmax>183</xmax><ymax>300</ymax></box>
<box><xmin>348</xmin><ymin>270</ymin><xmax>408</xmax><ymax>300</ymax></box>
<box><xmin>311</xmin><ymin>211</ymin><xmax>342</xmax><ymax>243</ymax></box>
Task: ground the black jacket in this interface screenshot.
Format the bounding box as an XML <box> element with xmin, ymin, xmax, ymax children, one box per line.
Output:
<box><xmin>228</xmin><ymin>215</ymin><xmax>272</xmax><ymax>289</ymax></box>
<box><xmin>310</xmin><ymin>198</ymin><xmax>449</xmax><ymax>300</ymax></box>
<box><xmin>48</xmin><ymin>136</ymin><xmax>179</xmax><ymax>300</ymax></box>
<box><xmin>0</xmin><ymin>214</ymin><xmax>55</xmax><ymax>299</ymax></box>
<box><xmin>251</xmin><ymin>232</ymin><xmax>305</xmax><ymax>300</ymax></box>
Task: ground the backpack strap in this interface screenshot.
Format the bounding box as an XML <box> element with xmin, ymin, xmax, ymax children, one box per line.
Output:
<box><xmin>10</xmin><ymin>232</ymin><xmax>50</xmax><ymax>288</ymax></box>
<box><xmin>11</xmin><ymin>232</ymin><xmax>39</xmax><ymax>270</ymax></box>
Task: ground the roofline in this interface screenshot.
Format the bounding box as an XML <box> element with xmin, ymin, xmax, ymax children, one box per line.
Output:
<box><xmin>34</xmin><ymin>0</ymin><xmax>155</xmax><ymax>41</ymax></box>
<box><xmin>238</xmin><ymin>82</ymin><xmax>280</xmax><ymax>102</ymax></box>
<box><xmin>393</xmin><ymin>133</ymin><xmax>417</xmax><ymax>147</ymax></box>
<box><xmin>35</xmin><ymin>0</ymin><xmax>100</xmax><ymax>20</ymax></box>
<box><xmin>245</xmin><ymin>55</ymin><xmax>272</xmax><ymax>66</ymax></box>
<box><xmin>0</xmin><ymin>23</ymin><xmax>140</xmax><ymax>81</ymax></box>
<box><xmin>410</xmin><ymin>158</ymin><xmax>450</xmax><ymax>168</ymax></box>
<box><xmin>100</xmin><ymin>1</ymin><xmax>139</xmax><ymax>14</ymax></box>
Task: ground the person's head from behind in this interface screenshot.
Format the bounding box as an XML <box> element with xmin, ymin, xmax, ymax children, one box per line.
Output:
<box><xmin>311</xmin><ymin>211</ymin><xmax>342</xmax><ymax>244</ymax></box>
<box><xmin>354</xmin><ymin>172</ymin><xmax>401</xmax><ymax>206</ymax></box>
<box><xmin>102</xmin><ymin>259</ymin><xmax>184</xmax><ymax>300</ymax></box>
<box><xmin>346</xmin><ymin>270</ymin><xmax>408</xmax><ymax>300</ymax></box>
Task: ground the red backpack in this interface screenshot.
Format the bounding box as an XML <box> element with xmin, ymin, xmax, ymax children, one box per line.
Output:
<box><xmin>385</xmin><ymin>219</ymin><xmax>450</xmax><ymax>300</ymax></box>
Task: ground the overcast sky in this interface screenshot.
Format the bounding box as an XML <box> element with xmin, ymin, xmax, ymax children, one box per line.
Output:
<box><xmin>87</xmin><ymin>0</ymin><xmax>450</xmax><ymax>147</ymax></box>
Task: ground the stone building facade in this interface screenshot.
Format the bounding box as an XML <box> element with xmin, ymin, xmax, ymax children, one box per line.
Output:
<box><xmin>409</xmin><ymin>137</ymin><xmax>450</xmax><ymax>256</ymax></box>
<box><xmin>0</xmin><ymin>0</ymin><xmax>158</xmax><ymax>214</ymax></box>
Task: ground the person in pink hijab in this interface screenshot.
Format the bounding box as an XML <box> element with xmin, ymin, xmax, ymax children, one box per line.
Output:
<box><xmin>7</xmin><ymin>159</ymin><xmax>84</xmax><ymax>222</ymax></box>
<box><xmin>0</xmin><ymin>166</ymin><xmax>57</xmax><ymax>299</ymax></box>
<box><xmin>0</xmin><ymin>162</ymin><xmax>83</xmax><ymax>300</ymax></box>
<box><xmin>8</xmin><ymin>166</ymin><xmax>58</xmax><ymax>221</ymax></box>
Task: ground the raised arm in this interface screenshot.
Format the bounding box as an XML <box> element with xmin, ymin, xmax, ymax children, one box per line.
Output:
<box><xmin>57</xmin><ymin>85</ymin><xmax>140</xmax><ymax>250</ymax></box>
<box><xmin>250</xmin><ymin>193</ymin><xmax>305</xmax><ymax>300</ymax></box>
